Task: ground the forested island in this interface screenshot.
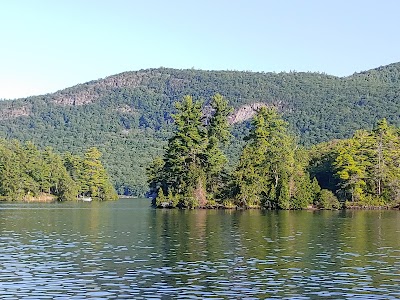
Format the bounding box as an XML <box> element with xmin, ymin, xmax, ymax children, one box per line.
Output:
<box><xmin>0</xmin><ymin>139</ymin><xmax>117</xmax><ymax>201</ymax></box>
<box><xmin>148</xmin><ymin>94</ymin><xmax>400</xmax><ymax>210</ymax></box>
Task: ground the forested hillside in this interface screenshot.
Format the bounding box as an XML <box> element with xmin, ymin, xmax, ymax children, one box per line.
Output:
<box><xmin>1</xmin><ymin>63</ymin><xmax>399</xmax><ymax>195</ymax></box>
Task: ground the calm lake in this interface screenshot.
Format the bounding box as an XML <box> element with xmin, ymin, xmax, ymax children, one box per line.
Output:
<box><xmin>0</xmin><ymin>198</ymin><xmax>399</xmax><ymax>299</ymax></box>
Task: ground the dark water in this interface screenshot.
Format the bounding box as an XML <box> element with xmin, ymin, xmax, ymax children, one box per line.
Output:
<box><xmin>0</xmin><ymin>199</ymin><xmax>399</xmax><ymax>299</ymax></box>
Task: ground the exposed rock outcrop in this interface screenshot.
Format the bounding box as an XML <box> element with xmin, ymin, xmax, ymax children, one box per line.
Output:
<box><xmin>51</xmin><ymin>71</ymin><xmax>149</xmax><ymax>106</ymax></box>
<box><xmin>0</xmin><ymin>105</ymin><xmax>31</xmax><ymax>120</ymax></box>
<box><xmin>114</xmin><ymin>105</ymin><xmax>137</xmax><ymax>115</ymax></box>
<box><xmin>228</xmin><ymin>102</ymin><xmax>267</xmax><ymax>124</ymax></box>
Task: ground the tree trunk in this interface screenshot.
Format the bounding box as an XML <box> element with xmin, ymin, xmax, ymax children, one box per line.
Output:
<box><xmin>194</xmin><ymin>177</ymin><xmax>207</xmax><ymax>207</ymax></box>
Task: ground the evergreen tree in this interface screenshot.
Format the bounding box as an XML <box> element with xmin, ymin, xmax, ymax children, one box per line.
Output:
<box><xmin>319</xmin><ymin>119</ymin><xmax>400</xmax><ymax>206</ymax></box>
<box><xmin>146</xmin><ymin>156</ymin><xmax>165</xmax><ymax>201</ymax></box>
<box><xmin>162</xmin><ymin>95</ymin><xmax>208</xmax><ymax>207</ymax></box>
<box><xmin>81</xmin><ymin>147</ymin><xmax>118</xmax><ymax>200</ymax></box>
<box><xmin>370</xmin><ymin>119</ymin><xmax>400</xmax><ymax>201</ymax></box>
<box><xmin>317</xmin><ymin>189</ymin><xmax>340</xmax><ymax>209</ymax></box>
<box><xmin>64</xmin><ymin>152</ymin><xmax>85</xmax><ymax>191</ymax></box>
<box><xmin>233</xmin><ymin>107</ymin><xmax>317</xmax><ymax>209</ymax></box>
<box><xmin>42</xmin><ymin>147</ymin><xmax>77</xmax><ymax>201</ymax></box>
<box><xmin>20</xmin><ymin>141</ymin><xmax>42</xmax><ymax>196</ymax></box>
<box><xmin>204</xmin><ymin>93</ymin><xmax>233</xmax><ymax>196</ymax></box>
<box><xmin>291</xmin><ymin>149</ymin><xmax>316</xmax><ymax>209</ymax></box>
<box><xmin>334</xmin><ymin>135</ymin><xmax>370</xmax><ymax>202</ymax></box>
<box><xmin>155</xmin><ymin>187</ymin><xmax>167</xmax><ymax>207</ymax></box>
<box><xmin>0</xmin><ymin>141</ymin><xmax>24</xmax><ymax>200</ymax></box>
<box><xmin>234</xmin><ymin>107</ymin><xmax>291</xmax><ymax>208</ymax></box>
<box><xmin>148</xmin><ymin>94</ymin><xmax>233</xmax><ymax>208</ymax></box>
<box><xmin>0</xmin><ymin>139</ymin><xmax>117</xmax><ymax>201</ymax></box>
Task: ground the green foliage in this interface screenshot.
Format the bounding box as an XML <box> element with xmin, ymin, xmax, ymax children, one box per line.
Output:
<box><xmin>181</xmin><ymin>196</ymin><xmax>199</xmax><ymax>209</ymax></box>
<box><xmin>81</xmin><ymin>147</ymin><xmax>118</xmax><ymax>200</ymax></box>
<box><xmin>316</xmin><ymin>189</ymin><xmax>341</xmax><ymax>209</ymax></box>
<box><xmin>312</xmin><ymin>119</ymin><xmax>400</xmax><ymax>207</ymax></box>
<box><xmin>311</xmin><ymin>177</ymin><xmax>321</xmax><ymax>197</ymax></box>
<box><xmin>149</xmin><ymin>100</ymin><xmax>400</xmax><ymax>210</ymax></box>
<box><xmin>233</xmin><ymin>107</ymin><xmax>317</xmax><ymax>209</ymax></box>
<box><xmin>204</xmin><ymin>93</ymin><xmax>233</xmax><ymax>195</ymax></box>
<box><xmin>308</xmin><ymin>140</ymin><xmax>340</xmax><ymax>192</ymax></box>
<box><xmin>1</xmin><ymin>65</ymin><xmax>399</xmax><ymax>195</ymax></box>
<box><xmin>0</xmin><ymin>141</ymin><xmax>24</xmax><ymax>200</ymax></box>
<box><xmin>42</xmin><ymin>147</ymin><xmax>78</xmax><ymax>201</ymax></box>
<box><xmin>167</xmin><ymin>189</ymin><xmax>179</xmax><ymax>208</ymax></box>
<box><xmin>149</xmin><ymin>94</ymin><xmax>232</xmax><ymax>207</ymax></box>
<box><xmin>0</xmin><ymin>139</ymin><xmax>117</xmax><ymax>201</ymax></box>
<box><xmin>155</xmin><ymin>188</ymin><xmax>167</xmax><ymax>207</ymax></box>
<box><xmin>334</xmin><ymin>137</ymin><xmax>369</xmax><ymax>202</ymax></box>
<box><xmin>146</xmin><ymin>156</ymin><xmax>165</xmax><ymax>198</ymax></box>
<box><xmin>163</xmin><ymin>95</ymin><xmax>207</xmax><ymax>205</ymax></box>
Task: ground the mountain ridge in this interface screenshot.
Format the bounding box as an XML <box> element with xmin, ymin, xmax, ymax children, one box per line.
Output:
<box><xmin>0</xmin><ymin>62</ymin><xmax>399</xmax><ymax>195</ymax></box>
<box><xmin>4</xmin><ymin>62</ymin><xmax>400</xmax><ymax>102</ymax></box>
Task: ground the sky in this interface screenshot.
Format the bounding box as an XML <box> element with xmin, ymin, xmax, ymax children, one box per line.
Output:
<box><xmin>1</xmin><ymin>0</ymin><xmax>400</xmax><ymax>99</ymax></box>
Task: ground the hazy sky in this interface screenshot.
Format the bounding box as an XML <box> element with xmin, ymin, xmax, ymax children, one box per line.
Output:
<box><xmin>1</xmin><ymin>0</ymin><xmax>399</xmax><ymax>99</ymax></box>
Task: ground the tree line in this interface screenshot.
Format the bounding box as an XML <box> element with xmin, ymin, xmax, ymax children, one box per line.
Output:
<box><xmin>0</xmin><ymin>139</ymin><xmax>117</xmax><ymax>201</ymax></box>
<box><xmin>1</xmin><ymin>64</ymin><xmax>400</xmax><ymax>197</ymax></box>
<box><xmin>147</xmin><ymin>94</ymin><xmax>400</xmax><ymax>209</ymax></box>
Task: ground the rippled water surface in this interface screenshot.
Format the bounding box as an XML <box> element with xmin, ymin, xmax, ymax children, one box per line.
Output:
<box><xmin>0</xmin><ymin>199</ymin><xmax>400</xmax><ymax>299</ymax></box>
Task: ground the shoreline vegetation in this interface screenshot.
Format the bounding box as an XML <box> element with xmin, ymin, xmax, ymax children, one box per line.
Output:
<box><xmin>147</xmin><ymin>94</ymin><xmax>400</xmax><ymax>210</ymax></box>
<box><xmin>1</xmin><ymin>65</ymin><xmax>400</xmax><ymax>198</ymax></box>
<box><xmin>156</xmin><ymin>203</ymin><xmax>400</xmax><ymax>210</ymax></box>
<box><xmin>0</xmin><ymin>141</ymin><xmax>118</xmax><ymax>202</ymax></box>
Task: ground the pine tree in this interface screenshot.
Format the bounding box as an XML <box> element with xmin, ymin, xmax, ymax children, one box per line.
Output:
<box><xmin>162</xmin><ymin>95</ymin><xmax>208</xmax><ymax>206</ymax></box>
<box><xmin>20</xmin><ymin>141</ymin><xmax>42</xmax><ymax>196</ymax></box>
<box><xmin>0</xmin><ymin>140</ymin><xmax>116</xmax><ymax>201</ymax></box>
<box><xmin>371</xmin><ymin>119</ymin><xmax>400</xmax><ymax>202</ymax></box>
<box><xmin>148</xmin><ymin>94</ymin><xmax>234</xmax><ymax>208</ymax></box>
<box><xmin>334</xmin><ymin>137</ymin><xmax>369</xmax><ymax>202</ymax></box>
<box><xmin>332</xmin><ymin>123</ymin><xmax>400</xmax><ymax>205</ymax></box>
<box><xmin>0</xmin><ymin>141</ymin><xmax>24</xmax><ymax>200</ymax></box>
<box><xmin>42</xmin><ymin>147</ymin><xmax>77</xmax><ymax>201</ymax></box>
<box><xmin>234</xmin><ymin>107</ymin><xmax>297</xmax><ymax>208</ymax></box>
<box><xmin>155</xmin><ymin>188</ymin><xmax>167</xmax><ymax>207</ymax></box>
<box><xmin>81</xmin><ymin>147</ymin><xmax>118</xmax><ymax>200</ymax></box>
<box><xmin>204</xmin><ymin>93</ymin><xmax>233</xmax><ymax>196</ymax></box>
<box><xmin>146</xmin><ymin>156</ymin><xmax>165</xmax><ymax>201</ymax></box>
<box><xmin>64</xmin><ymin>152</ymin><xmax>85</xmax><ymax>192</ymax></box>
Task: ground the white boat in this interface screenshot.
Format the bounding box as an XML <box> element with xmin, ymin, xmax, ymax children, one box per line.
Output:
<box><xmin>78</xmin><ymin>196</ymin><xmax>93</xmax><ymax>202</ymax></box>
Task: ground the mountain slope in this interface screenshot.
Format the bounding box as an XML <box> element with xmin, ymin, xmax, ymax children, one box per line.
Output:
<box><xmin>1</xmin><ymin>64</ymin><xmax>399</xmax><ymax>195</ymax></box>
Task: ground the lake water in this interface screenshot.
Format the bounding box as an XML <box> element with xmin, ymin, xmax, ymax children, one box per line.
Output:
<box><xmin>0</xmin><ymin>198</ymin><xmax>399</xmax><ymax>299</ymax></box>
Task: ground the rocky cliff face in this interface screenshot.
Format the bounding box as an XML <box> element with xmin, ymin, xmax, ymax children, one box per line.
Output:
<box><xmin>50</xmin><ymin>71</ymin><xmax>149</xmax><ymax>106</ymax></box>
<box><xmin>228</xmin><ymin>102</ymin><xmax>267</xmax><ymax>124</ymax></box>
<box><xmin>0</xmin><ymin>105</ymin><xmax>31</xmax><ymax>120</ymax></box>
<box><xmin>19</xmin><ymin>69</ymin><xmax>276</xmax><ymax>128</ymax></box>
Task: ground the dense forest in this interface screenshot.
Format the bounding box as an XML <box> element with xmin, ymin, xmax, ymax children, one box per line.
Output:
<box><xmin>0</xmin><ymin>63</ymin><xmax>399</xmax><ymax>195</ymax></box>
<box><xmin>0</xmin><ymin>139</ymin><xmax>117</xmax><ymax>201</ymax></box>
<box><xmin>148</xmin><ymin>95</ymin><xmax>400</xmax><ymax>209</ymax></box>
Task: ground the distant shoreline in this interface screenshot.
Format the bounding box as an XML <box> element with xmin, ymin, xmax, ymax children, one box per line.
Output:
<box><xmin>154</xmin><ymin>203</ymin><xmax>400</xmax><ymax>211</ymax></box>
